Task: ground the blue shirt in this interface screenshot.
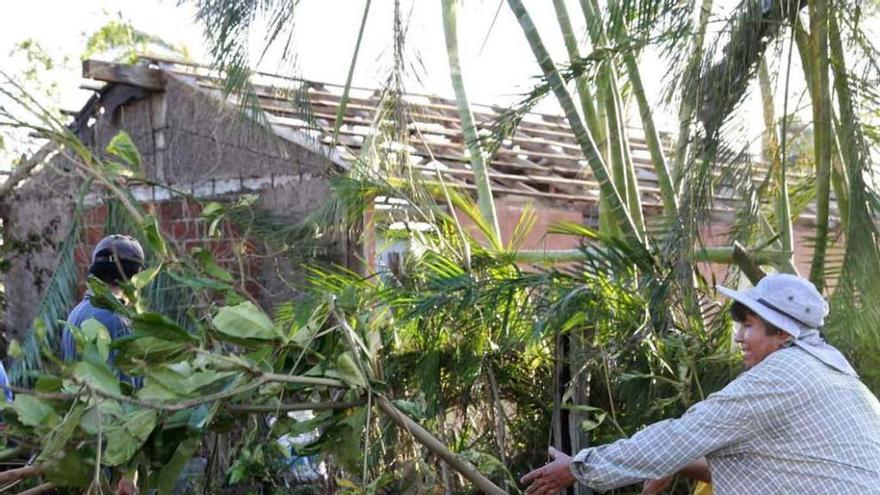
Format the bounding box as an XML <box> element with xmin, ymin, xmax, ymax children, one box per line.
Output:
<box><xmin>62</xmin><ymin>296</ymin><xmax>132</xmax><ymax>360</ymax></box>
<box><xmin>62</xmin><ymin>294</ymin><xmax>140</xmax><ymax>387</ymax></box>
<box><xmin>0</xmin><ymin>361</ymin><xmax>12</xmax><ymax>402</ymax></box>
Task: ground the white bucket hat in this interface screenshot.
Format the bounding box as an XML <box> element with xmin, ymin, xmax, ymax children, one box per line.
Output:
<box><xmin>717</xmin><ymin>273</ymin><xmax>856</xmax><ymax>376</ymax></box>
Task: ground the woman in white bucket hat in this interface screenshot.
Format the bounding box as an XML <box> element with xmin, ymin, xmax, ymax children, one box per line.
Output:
<box><xmin>718</xmin><ymin>273</ymin><xmax>856</xmax><ymax>375</ymax></box>
<box><xmin>521</xmin><ymin>274</ymin><xmax>880</xmax><ymax>495</ymax></box>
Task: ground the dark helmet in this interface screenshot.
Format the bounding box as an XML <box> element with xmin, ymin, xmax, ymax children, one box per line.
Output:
<box><xmin>91</xmin><ymin>235</ymin><xmax>145</xmax><ymax>271</ymax></box>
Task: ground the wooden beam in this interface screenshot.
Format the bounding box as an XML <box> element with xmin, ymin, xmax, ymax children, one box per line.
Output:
<box><xmin>82</xmin><ymin>60</ymin><xmax>165</xmax><ymax>90</ymax></box>
<box><xmin>78</xmin><ymin>82</ymin><xmax>105</xmax><ymax>92</ymax></box>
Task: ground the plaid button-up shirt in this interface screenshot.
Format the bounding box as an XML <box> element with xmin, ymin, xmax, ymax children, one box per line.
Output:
<box><xmin>571</xmin><ymin>347</ymin><xmax>880</xmax><ymax>493</ymax></box>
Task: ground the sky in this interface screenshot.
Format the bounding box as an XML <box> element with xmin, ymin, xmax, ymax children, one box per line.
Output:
<box><xmin>0</xmin><ymin>0</ymin><xmax>822</xmax><ymax>168</ymax></box>
<box><xmin>1</xmin><ymin>1</ymin><xmax>206</xmax><ymax>111</ymax></box>
<box><xmin>0</xmin><ymin>0</ymin><xmax>681</xmax><ymax>123</ymax></box>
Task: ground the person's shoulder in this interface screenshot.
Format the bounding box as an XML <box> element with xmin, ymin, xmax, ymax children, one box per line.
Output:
<box><xmin>758</xmin><ymin>346</ymin><xmax>816</xmax><ymax>372</ymax></box>
<box><xmin>759</xmin><ymin>346</ymin><xmax>806</xmax><ymax>367</ymax></box>
<box><xmin>71</xmin><ymin>299</ymin><xmax>108</xmax><ymax>317</ymax></box>
<box><xmin>704</xmin><ymin>348</ymin><xmax>814</xmax><ymax>410</ymax></box>
<box><xmin>740</xmin><ymin>347</ymin><xmax>820</xmax><ymax>387</ymax></box>
<box><xmin>69</xmin><ymin>298</ymin><xmax>126</xmax><ymax>327</ymax></box>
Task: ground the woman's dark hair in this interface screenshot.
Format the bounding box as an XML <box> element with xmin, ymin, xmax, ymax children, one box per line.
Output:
<box><xmin>730</xmin><ymin>301</ymin><xmax>783</xmax><ymax>336</ymax></box>
<box><xmin>88</xmin><ymin>260</ymin><xmax>143</xmax><ymax>286</ymax></box>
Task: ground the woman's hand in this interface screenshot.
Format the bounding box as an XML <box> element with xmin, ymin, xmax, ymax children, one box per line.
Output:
<box><xmin>116</xmin><ymin>477</ymin><xmax>138</xmax><ymax>495</ymax></box>
<box><xmin>641</xmin><ymin>475</ymin><xmax>673</xmax><ymax>494</ymax></box>
<box><xmin>520</xmin><ymin>447</ymin><xmax>578</xmax><ymax>495</ymax></box>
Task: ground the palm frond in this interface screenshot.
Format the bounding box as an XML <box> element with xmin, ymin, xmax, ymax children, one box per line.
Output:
<box><xmin>694</xmin><ymin>0</ymin><xmax>804</xmax><ymax>138</ymax></box>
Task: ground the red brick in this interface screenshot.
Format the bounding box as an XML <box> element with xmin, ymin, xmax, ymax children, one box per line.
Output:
<box><xmin>84</xmin><ymin>225</ymin><xmax>104</xmax><ymax>246</ymax></box>
<box><xmin>182</xmin><ymin>199</ymin><xmax>203</xmax><ymax>217</ymax></box>
<box><xmin>240</xmin><ymin>239</ymin><xmax>260</xmax><ymax>255</ymax></box>
<box><xmin>191</xmin><ymin>219</ymin><xmax>208</xmax><ymax>239</ymax></box>
<box><xmin>74</xmin><ymin>246</ymin><xmax>90</xmax><ymax>267</ymax></box>
<box><xmin>220</xmin><ymin>220</ymin><xmax>240</xmax><ymax>238</ymax></box>
<box><xmin>171</xmin><ymin>220</ymin><xmax>196</xmax><ymax>240</ymax></box>
<box><xmin>85</xmin><ymin>204</ymin><xmax>108</xmax><ymax>225</ymax></box>
<box><xmin>244</xmin><ymin>280</ymin><xmax>262</xmax><ymax>298</ymax></box>
<box><xmin>184</xmin><ymin>239</ymin><xmax>208</xmax><ymax>251</ymax></box>
<box><xmin>208</xmin><ymin>239</ymin><xmax>233</xmax><ymax>260</ymax></box>
<box><xmin>158</xmin><ymin>200</ymin><xmax>184</xmax><ymax>222</ymax></box>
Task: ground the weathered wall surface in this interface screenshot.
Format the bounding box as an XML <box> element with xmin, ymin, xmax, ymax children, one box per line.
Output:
<box><xmin>1</xmin><ymin>155</ymin><xmax>86</xmax><ymax>339</ymax></box>
<box><xmin>161</xmin><ymin>77</ymin><xmax>330</xmax><ymax>183</ymax></box>
<box><xmin>74</xmin><ymin>84</ymin><xmax>158</xmax><ymax>168</ymax></box>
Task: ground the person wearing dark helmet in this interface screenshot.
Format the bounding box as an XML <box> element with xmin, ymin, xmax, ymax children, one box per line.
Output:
<box><xmin>61</xmin><ymin>235</ymin><xmax>145</xmax><ymax>381</ymax></box>
<box><xmin>62</xmin><ymin>235</ymin><xmax>145</xmax><ymax>495</ymax></box>
<box><xmin>521</xmin><ymin>274</ymin><xmax>880</xmax><ymax>495</ymax></box>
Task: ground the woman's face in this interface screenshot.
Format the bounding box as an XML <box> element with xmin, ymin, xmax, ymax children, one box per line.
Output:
<box><xmin>733</xmin><ymin>313</ymin><xmax>790</xmax><ymax>368</ymax></box>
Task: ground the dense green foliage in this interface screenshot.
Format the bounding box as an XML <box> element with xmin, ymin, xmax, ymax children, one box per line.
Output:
<box><xmin>2</xmin><ymin>0</ymin><xmax>880</xmax><ymax>493</ymax></box>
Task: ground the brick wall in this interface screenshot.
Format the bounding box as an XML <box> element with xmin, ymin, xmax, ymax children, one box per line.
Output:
<box><xmin>75</xmin><ymin>199</ymin><xmax>264</xmax><ymax>301</ymax></box>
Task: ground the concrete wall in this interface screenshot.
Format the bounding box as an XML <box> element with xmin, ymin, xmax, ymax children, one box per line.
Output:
<box><xmin>1</xmin><ymin>152</ymin><xmax>88</xmax><ymax>340</ymax></box>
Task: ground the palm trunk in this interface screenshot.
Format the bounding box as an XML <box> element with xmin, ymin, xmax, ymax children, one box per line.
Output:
<box><xmin>602</xmin><ymin>68</ymin><xmax>646</xmax><ymax>235</ymax></box>
<box><xmin>806</xmin><ymin>0</ymin><xmax>833</xmax><ymax>291</ymax></box>
<box><xmin>552</xmin><ymin>0</ymin><xmax>600</xmax><ymax>133</ymax></box>
<box><xmin>828</xmin><ymin>13</ymin><xmax>858</xmax><ymax>231</ymax></box>
<box><xmin>623</xmin><ymin>51</ymin><xmax>678</xmax><ymax>216</ymax></box>
<box><xmin>553</xmin><ymin>0</ymin><xmax>617</xmax><ymax>241</ymax></box>
<box><xmin>827</xmin><ymin>9</ymin><xmax>879</xmax><ymax>290</ymax></box>
<box><xmin>579</xmin><ymin>0</ymin><xmax>650</xmax><ymax>229</ymax></box>
<box><xmin>578</xmin><ymin>0</ymin><xmax>646</xmax><ymax>238</ymax></box>
<box><xmin>797</xmin><ymin>18</ymin><xmax>849</xmax><ymax>234</ymax></box>
<box><xmin>507</xmin><ymin>0</ymin><xmax>642</xmax><ymax>245</ymax></box>
<box><xmin>758</xmin><ymin>60</ymin><xmax>796</xmax><ymax>271</ymax></box>
<box><xmin>830</xmin><ymin>122</ymin><xmax>850</xmax><ymax>232</ymax></box>
<box><xmin>442</xmin><ymin>0</ymin><xmax>502</xmax><ymax>243</ymax></box>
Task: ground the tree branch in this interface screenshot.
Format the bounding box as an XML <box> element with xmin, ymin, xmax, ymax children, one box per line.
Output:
<box><xmin>375</xmin><ymin>394</ymin><xmax>507</xmax><ymax>495</ymax></box>
<box><xmin>0</xmin><ymin>465</ymin><xmax>44</xmax><ymax>485</ymax></box>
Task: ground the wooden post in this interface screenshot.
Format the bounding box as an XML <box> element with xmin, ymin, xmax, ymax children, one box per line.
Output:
<box><xmin>569</xmin><ymin>329</ymin><xmax>593</xmax><ymax>495</ymax></box>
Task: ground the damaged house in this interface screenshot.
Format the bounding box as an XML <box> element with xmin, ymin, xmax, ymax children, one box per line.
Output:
<box><xmin>0</xmin><ymin>57</ymin><xmax>837</xmax><ymax>371</ymax></box>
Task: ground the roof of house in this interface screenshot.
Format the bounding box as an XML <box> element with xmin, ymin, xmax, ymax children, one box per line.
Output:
<box><xmin>73</xmin><ymin>56</ymin><xmax>807</xmax><ymax>217</ymax></box>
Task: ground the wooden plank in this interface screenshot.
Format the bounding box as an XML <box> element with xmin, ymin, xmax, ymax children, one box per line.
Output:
<box><xmin>232</xmin><ymin>84</ymin><xmax>784</xmax><ymax>186</ymax></box>
<box><xmin>411</xmin><ymin>163</ymin><xmax>611</xmax><ymax>192</ymax></box>
<box><xmin>82</xmin><ymin>60</ymin><xmax>165</xmax><ymax>90</ymax></box>
<box><xmin>194</xmin><ymin>76</ymin><xmax>647</xmax><ymax>148</ymax></box>
<box><xmin>78</xmin><ymin>82</ymin><xmax>105</xmax><ymax>92</ymax></box>
<box><xmin>280</xmin><ymin>120</ymin><xmax>780</xmax><ymax>196</ymax></box>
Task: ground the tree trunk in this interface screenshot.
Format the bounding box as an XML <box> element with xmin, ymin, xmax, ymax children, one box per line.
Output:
<box><xmin>442</xmin><ymin>0</ymin><xmax>502</xmax><ymax>244</ymax></box>
<box><xmin>757</xmin><ymin>60</ymin><xmax>796</xmax><ymax>271</ymax></box>
<box><xmin>332</xmin><ymin>0</ymin><xmax>372</xmax><ymax>145</ymax></box>
<box><xmin>507</xmin><ymin>0</ymin><xmax>642</xmax><ymax>246</ymax></box>
<box><xmin>806</xmin><ymin>0</ymin><xmax>832</xmax><ymax>291</ymax></box>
